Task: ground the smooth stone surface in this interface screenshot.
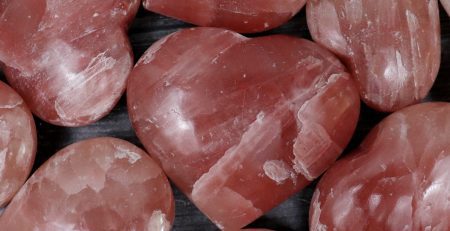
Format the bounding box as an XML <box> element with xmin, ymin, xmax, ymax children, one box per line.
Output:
<box><xmin>143</xmin><ymin>0</ymin><xmax>306</xmax><ymax>33</ymax></box>
<box><xmin>0</xmin><ymin>81</ymin><xmax>36</xmax><ymax>208</ymax></box>
<box><xmin>0</xmin><ymin>137</ymin><xmax>174</xmax><ymax>230</ymax></box>
<box><xmin>0</xmin><ymin>0</ymin><xmax>139</xmax><ymax>127</ymax></box>
<box><xmin>310</xmin><ymin>102</ymin><xmax>450</xmax><ymax>231</ymax></box>
<box><xmin>128</xmin><ymin>27</ymin><xmax>360</xmax><ymax>230</ymax></box>
<box><xmin>307</xmin><ymin>0</ymin><xmax>441</xmax><ymax>112</ymax></box>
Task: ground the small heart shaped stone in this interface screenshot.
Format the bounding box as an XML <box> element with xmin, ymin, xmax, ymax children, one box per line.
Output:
<box><xmin>0</xmin><ymin>0</ymin><xmax>139</xmax><ymax>126</ymax></box>
<box><xmin>307</xmin><ymin>0</ymin><xmax>441</xmax><ymax>112</ymax></box>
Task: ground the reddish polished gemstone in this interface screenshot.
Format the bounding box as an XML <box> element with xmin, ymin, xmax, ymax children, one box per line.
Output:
<box><xmin>307</xmin><ymin>0</ymin><xmax>441</xmax><ymax>112</ymax></box>
<box><xmin>0</xmin><ymin>0</ymin><xmax>139</xmax><ymax>126</ymax></box>
<box><xmin>0</xmin><ymin>137</ymin><xmax>174</xmax><ymax>230</ymax></box>
<box><xmin>310</xmin><ymin>103</ymin><xmax>450</xmax><ymax>231</ymax></box>
<box><xmin>143</xmin><ymin>0</ymin><xmax>306</xmax><ymax>33</ymax></box>
<box><xmin>0</xmin><ymin>81</ymin><xmax>36</xmax><ymax>208</ymax></box>
<box><xmin>128</xmin><ymin>27</ymin><xmax>360</xmax><ymax>230</ymax></box>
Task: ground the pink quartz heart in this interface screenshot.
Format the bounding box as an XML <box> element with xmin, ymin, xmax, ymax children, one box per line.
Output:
<box><xmin>0</xmin><ymin>137</ymin><xmax>174</xmax><ymax>230</ymax></box>
<box><xmin>143</xmin><ymin>0</ymin><xmax>306</xmax><ymax>33</ymax></box>
<box><xmin>310</xmin><ymin>102</ymin><xmax>450</xmax><ymax>230</ymax></box>
<box><xmin>307</xmin><ymin>0</ymin><xmax>441</xmax><ymax>112</ymax></box>
<box><xmin>0</xmin><ymin>0</ymin><xmax>139</xmax><ymax>127</ymax></box>
<box><xmin>127</xmin><ymin>27</ymin><xmax>360</xmax><ymax>230</ymax></box>
<box><xmin>0</xmin><ymin>81</ymin><xmax>36</xmax><ymax>208</ymax></box>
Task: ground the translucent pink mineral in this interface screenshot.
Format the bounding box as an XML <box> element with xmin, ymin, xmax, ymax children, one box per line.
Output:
<box><xmin>127</xmin><ymin>27</ymin><xmax>360</xmax><ymax>230</ymax></box>
<box><xmin>311</xmin><ymin>103</ymin><xmax>450</xmax><ymax>231</ymax></box>
<box><xmin>0</xmin><ymin>137</ymin><xmax>174</xmax><ymax>230</ymax></box>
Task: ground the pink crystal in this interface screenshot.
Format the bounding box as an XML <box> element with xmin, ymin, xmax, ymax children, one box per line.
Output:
<box><xmin>0</xmin><ymin>137</ymin><xmax>174</xmax><ymax>230</ymax></box>
<box><xmin>0</xmin><ymin>81</ymin><xmax>36</xmax><ymax>207</ymax></box>
<box><xmin>143</xmin><ymin>0</ymin><xmax>306</xmax><ymax>33</ymax></box>
<box><xmin>310</xmin><ymin>102</ymin><xmax>450</xmax><ymax>230</ymax></box>
<box><xmin>127</xmin><ymin>27</ymin><xmax>360</xmax><ymax>230</ymax></box>
<box><xmin>0</xmin><ymin>0</ymin><xmax>139</xmax><ymax>126</ymax></box>
<box><xmin>307</xmin><ymin>0</ymin><xmax>441</xmax><ymax>112</ymax></box>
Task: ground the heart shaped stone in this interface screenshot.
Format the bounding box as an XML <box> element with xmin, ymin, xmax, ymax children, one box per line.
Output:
<box><xmin>127</xmin><ymin>27</ymin><xmax>360</xmax><ymax>230</ymax></box>
<box><xmin>0</xmin><ymin>0</ymin><xmax>139</xmax><ymax>126</ymax></box>
<box><xmin>0</xmin><ymin>137</ymin><xmax>174</xmax><ymax>230</ymax></box>
<box><xmin>143</xmin><ymin>0</ymin><xmax>306</xmax><ymax>33</ymax></box>
<box><xmin>307</xmin><ymin>0</ymin><xmax>441</xmax><ymax>112</ymax></box>
<box><xmin>310</xmin><ymin>103</ymin><xmax>450</xmax><ymax>230</ymax></box>
<box><xmin>0</xmin><ymin>81</ymin><xmax>36</xmax><ymax>208</ymax></box>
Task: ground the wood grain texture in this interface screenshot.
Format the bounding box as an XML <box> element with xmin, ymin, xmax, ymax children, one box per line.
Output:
<box><xmin>1</xmin><ymin>5</ymin><xmax>450</xmax><ymax>231</ymax></box>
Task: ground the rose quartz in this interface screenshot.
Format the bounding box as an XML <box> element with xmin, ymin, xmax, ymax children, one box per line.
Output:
<box><xmin>0</xmin><ymin>81</ymin><xmax>36</xmax><ymax>208</ymax></box>
<box><xmin>0</xmin><ymin>0</ymin><xmax>139</xmax><ymax>126</ymax></box>
<box><xmin>127</xmin><ymin>27</ymin><xmax>360</xmax><ymax>230</ymax></box>
<box><xmin>310</xmin><ymin>102</ymin><xmax>450</xmax><ymax>230</ymax></box>
<box><xmin>441</xmin><ymin>0</ymin><xmax>450</xmax><ymax>15</ymax></box>
<box><xmin>307</xmin><ymin>0</ymin><xmax>441</xmax><ymax>112</ymax></box>
<box><xmin>0</xmin><ymin>137</ymin><xmax>174</xmax><ymax>230</ymax></box>
<box><xmin>143</xmin><ymin>0</ymin><xmax>306</xmax><ymax>33</ymax></box>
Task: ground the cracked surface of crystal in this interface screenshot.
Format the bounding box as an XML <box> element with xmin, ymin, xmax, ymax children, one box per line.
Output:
<box><xmin>0</xmin><ymin>81</ymin><xmax>36</xmax><ymax>208</ymax></box>
<box><xmin>127</xmin><ymin>27</ymin><xmax>360</xmax><ymax>230</ymax></box>
<box><xmin>143</xmin><ymin>0</ymin><xmax>306</xmax><ymax>33</ymax></box>
<box><xmin>310</xmin><ymin>102</ymin><xmax>450</xmax><ymax>231</ymax></box>
<box><xmin>307</xmin><ymin>0</ymin><xmax>441</xmax><ymax>112</ymax></box>
<box><xmin>0</xmin><ymin>0</ymin><xmax>139</xmax><ymax>126</ymax></box>
<box><xmin>0</xmin><ymin>137</ymin><xmax>174</xmax><ymax>231</ymax></box>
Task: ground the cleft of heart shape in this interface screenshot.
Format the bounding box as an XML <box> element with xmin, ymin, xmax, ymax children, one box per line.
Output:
<box><xmin>127</xmin><ymin>27</ymin><xmax>361</xmax><ymax>230</ymax></box>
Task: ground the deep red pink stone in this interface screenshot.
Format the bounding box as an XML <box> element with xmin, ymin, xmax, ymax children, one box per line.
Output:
<box><xmin>0</xmin><ymin>137</ymin><xmax>174</xmax><ymax>230</ymax></box>
<box><xmin>307</xmin><ymin>0</ymin><xmax>441</xmax><ymax>112</ymax></box>
<box><xmin>127</xmin><ymin>27</ymin><xmax>360</xmax><ymax>230</ymax></box>
<box><xmin>143</xmin><ymin>0</ymin><xmax>306</xmax><ymax>33</ymax></box>
<box><xmin>310</xmin><ymin>102</ymin><xmax>450</xmax><ymax>231</ymax></box>
<box><xmin>0</xmin><ymin>81</ymin><xmax>36</xmax><ymax>208</ymax></box>
<box><xmin>0</xmin><ymin>0</ymin><xmax>139</xmax><ymax>127</ymax></box>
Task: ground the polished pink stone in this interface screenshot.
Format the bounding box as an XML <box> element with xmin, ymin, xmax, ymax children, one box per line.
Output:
<box><xmin>0</xmin><ymin>137</ymin><xmax>174</xmax><ymax>230</ymax></box>
<box><xmin>127</xmin><ymin>27</ymin><xmax>360</xmax><ymax>230</ymax></box>
<box><xmin>0</xmin><ymin>0</ymin><xmax>139</xmax><ymax>126</ymax></box>
<box><xmin>310</xmin><ymin>102</ymin><xmax>450</xmax><ymax>230</ymax></box>
<box><xmin>143</xmin><ymin>0</ymin><xmax>306</xmax><ymax>33</ymax></box>
<box><xmin>0</xmin><ymin>81</ymin><xmax>36</xmax><ymax>208</ymax></box>
<box><xmin>442</xmin><ymin>0</ymin><xmax>450</xmax><ymax>15</ymax></box>
<box><xmin>307</xmin><ymin>0</ymin><xmax>441</xmax><ymax>112</ymax></box>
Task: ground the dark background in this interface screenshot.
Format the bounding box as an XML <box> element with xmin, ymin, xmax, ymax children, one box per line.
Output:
<box><xmin>1</xmin><ymin>4</ymin><xmax>450</xmax><ymax>231</ymax></box>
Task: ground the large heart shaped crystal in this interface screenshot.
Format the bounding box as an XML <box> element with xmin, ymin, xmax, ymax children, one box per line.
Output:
<box><xmin>0</xmin><ymin>0</ymin><xmax>139</xmax><ymax>126</ymax></box>
<box><xmin>310</xmin><ymin>102</ymin><xmax>450</xmax><ymax>230</ymax></box>
<box><xmin>127</xmin><ymin>27</ymin><xmax>360</xmax><ymax>230</ymax></box>
<box><xmin>307</xmin><ymin>0</ymin><xmax>441</xmax><ymax>112</ymax></box>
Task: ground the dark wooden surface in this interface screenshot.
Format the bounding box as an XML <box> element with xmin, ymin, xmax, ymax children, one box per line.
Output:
<box><xmin>1</xmin><ymin>5</ymin><xmax>450</xmax><ymax>231</ymax></box>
